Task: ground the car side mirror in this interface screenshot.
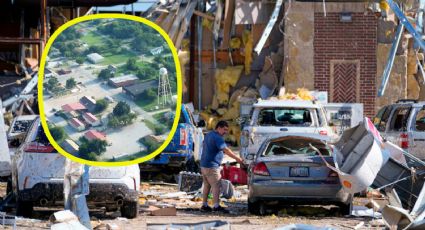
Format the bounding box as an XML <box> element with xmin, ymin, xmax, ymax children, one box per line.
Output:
<box><xmin>197</xmin><ymin>120</ymin><xmax>206</xmax><ymax>127</ymax></box>
<box><xmin>246</xmin><ymin>154</ymin><xmax>255</xmax><ymax>160</ymax></box>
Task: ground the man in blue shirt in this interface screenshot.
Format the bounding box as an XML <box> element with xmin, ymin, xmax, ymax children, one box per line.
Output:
<box><xmin>200</xmin><ymin>121</ymin><xmax>245</xmax><ymax>212</ymax></box>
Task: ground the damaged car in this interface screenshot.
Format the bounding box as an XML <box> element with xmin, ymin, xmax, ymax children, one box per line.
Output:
<box><xmin>240</xmin><ymin>100</ymin><xmax>335</xmax><ymax>162</ymax></box>
<box><xmin>10</xmin><ymin>116</ymin><xmax>140</xmax><ymax>218</ymax></box>
<box><xmin>247</xmin><ymin>134</ymin><xmax>352</xmax><ymax>215</ymax></box>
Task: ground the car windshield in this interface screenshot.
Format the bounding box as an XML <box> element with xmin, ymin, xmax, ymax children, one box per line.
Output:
<box><xmin>262</xmin><ymin>138</ymin><xmax>331</xmax><ymax>156</ymax></box>
<box><xmin>257</xmin><ymin>108</ymin><xmax>316</xmax><ymax>126</ymax></box>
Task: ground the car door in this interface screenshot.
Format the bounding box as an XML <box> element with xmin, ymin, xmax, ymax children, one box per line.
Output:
<box><xmin>185</xmin><ymin>106</ymin><xmax>203</xmax><ymax>162</ymax></box>
<box><xmin>409</xmin><ymin>106</ymin><xmax>425</xmax><ymax>160</ymax></box>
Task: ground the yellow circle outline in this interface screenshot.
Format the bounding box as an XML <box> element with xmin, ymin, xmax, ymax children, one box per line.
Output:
<box><xmin>38</xmin><ymin>14</ymin><xmax>182</xmax><ymax>167</ymax></box>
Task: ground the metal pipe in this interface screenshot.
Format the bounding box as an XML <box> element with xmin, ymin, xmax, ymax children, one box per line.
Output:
<box><xmin>19</xmin><ymin>9</ymin><xmax>25</xmax><ymax>66</ymax></box>
<box><xmin>377</xmin><ymin>23</ymin><xmax>404</xmax><ymax>97</ymax></box>
<box><xmin>41</xmin><ymin>0</ymin><xmax>47</xmax><ymax>44</ymax></box>
<box><xmin>197</xmin><ymin>0</ymin><xmax>203</xmax><ymax>110</ymax></box>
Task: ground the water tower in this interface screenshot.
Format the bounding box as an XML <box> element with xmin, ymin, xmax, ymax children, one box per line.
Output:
<box><xmin>157</xmin><ymin>67</ymin><xmax>172</xmax><ymax>107</ymax></box>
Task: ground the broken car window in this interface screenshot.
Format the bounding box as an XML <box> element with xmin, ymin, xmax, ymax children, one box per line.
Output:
<box><xmin>377</xmin><ymin>106</ymin><xmax>392</xmax><ymax>132</ymax></box>
<box><xmin>415</xmin><ymin>109</ymin><xmax>425</xmax><ymax>131</ymax></box>
<box><xmin>257</xmin><ymin>108</ymin><xmax>315</xmax><ymax>127</ymax></box>
<box><xmin>262</xmin><ymin>139</ymin><xmax>331</xmax><ymax>156</ymax></box>
<box><xmin>389</xmin><ymin>107</ymin><xmax>411</xmax><ymax>132</ymax></box>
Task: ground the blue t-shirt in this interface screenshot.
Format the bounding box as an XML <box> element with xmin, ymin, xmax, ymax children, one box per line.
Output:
<box><xmin>200</xmin><ymin>131</ymin><xmax>227</xmax><ymax>168</ymax></box>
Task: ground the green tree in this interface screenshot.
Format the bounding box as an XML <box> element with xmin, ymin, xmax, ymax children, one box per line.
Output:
<box><xmin>89</xmin><ymin>45</ymin><xmax>101</xmax><ymax>54</ymax></box>
<box><xmin>76</xmin><ymin>57</ymin><xmax>85</xmax><ymax>64</ymax></box>
<box><xmin>125</xmin><ymin>57</ymin><xmax>138</xmax><ymax>71</ymax></box>
<box><xmin>113</xmin><ymin>101</ymin><xmax>131</xmax><ymax>117</ymax></box>
<box><xmin>65</xmin><ymin>78</ymin><xmax>77</xmax><ymax>89</ymax></box>
<box><xmin>46</xmin><ymin>77</ymin><xmax>59</xmax><ymax>90</ymax></box>
<box><xmin>140</xmin><ymin>88</ymin><xmax>156</xmax><ymax>100</ymax></box>
<box><xmin>107</xmin><ymin>116</ymin><xmax>120</xmax><ymax>128</ymax></box>
<box><xmin>78</xmin><ymin>138</ymin><xmax>108</xmax><ymax>156</ymax></box>
<box><xmin>50</xmin><ymin>126</ymin><xmax>66</xmax><ymax>143</ymax></box>
<box><xmin>98</xmin><ymin>69</ymin><xmax>114</xmax><ymax>80</ymax></box>
<box><xmin>94</xmin><ymin>99</ymin><xmax>108</xmax><ymax>114</ymax></box>
<box><xmin>154</xmin><ymin>125</ymin><xmax>166</xmax><ymax>135</ymax></box>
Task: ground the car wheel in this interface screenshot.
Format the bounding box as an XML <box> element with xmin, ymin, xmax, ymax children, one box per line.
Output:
<box><xmin>16</xmin><ymin>199</ymin><xmax>33</xmax><ymax>218</ymax></box>
<box><xmin>185</xmin><ymin>156</ymin><xmax>200</xmax><ymax>173</ymax></box>
<box><xmin>121</xmin><ymin>201</ymin><xmax>139</xmax><ymax>219</ymax></box>
<box><xmin>248</xmin><ymin>199</ymin><xmax>264</xmax><ymax>215</ymax></box>
<box><xmin>339</xmin><ymin>202</ymin><xmax>353</xmax><ymax>216</ymax></box>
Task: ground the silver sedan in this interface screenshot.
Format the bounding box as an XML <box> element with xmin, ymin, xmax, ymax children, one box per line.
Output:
<box><xmin>247</xmin><ymin>135</ymin><xmax>352</xmax><ymax>215</ymax></box>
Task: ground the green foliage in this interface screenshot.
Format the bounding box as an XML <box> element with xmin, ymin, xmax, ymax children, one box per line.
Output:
<box><xmin>139</xmin><ymin>137</ymin><xmax>161</xmax><ymax>153</ymax></box>
<box><xmin>78</xmin><ymin>137</ymin><xmax>108</xmax><ymax>158</ymax></box>
<box><xmin>136</xmin><ymin>65</ymin><xmax>156</xmax><ymax>80</ymax></box>
<box><xmin>88</xmin><ymin>45</ymin><xmax>101</xmax><ymax>54</ymax></box>
<box><xmin>94</xmin><ymin>99</ymin><xmax>108</xmax><ymax>114</ymax></box>
<box><xmin>46</xmin><ymin>77</ymin><xmax>60</xmax><ymax>91</ymax></box>
<box><xmin>113</xmin><ymin>101</ymin><xmax>131</xmax><ymax>117</ymax></box>
<box><xmin>108</xmin><ymin>113</ymin><xmax>137</xmax><ymax>128</ymax></box>
<box><xmin>154</xmin><ymin>125</ymin><xmax>167</xmax><ymax>135</ymax></box>
<box><xmin>65</xmin><ymin>78</ymin><xmax>77</xmax><ymax>89</ymax></box>
<box><xmin>76</xmin><ymin>57</ymin><xmax>85</xmax><ymax>64</ymax></box>
<box><xmin>139</xmin><ymin>88</ymin><xmax>156</xmax><ymax>101</ymax></box>
<box><xmin>98</xmin><ymin>69</ymin><xmax>114</xmax><ymax>80</ymax></box>
<box><xmin>49</xmin><ymin>126</ymin><xmax>66</xmax><ymax>143</ymax></box>
<box><xmin>125</xmin><ymin>57</ymin><xmax>138</xmax><ymax>71</ymax></box>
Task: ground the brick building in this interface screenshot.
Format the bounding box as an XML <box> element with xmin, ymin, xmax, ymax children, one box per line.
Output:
<box><xmin>314</xmin><ymin>12</ymin><xmax>377</xmax><ymax>116</ymax></box>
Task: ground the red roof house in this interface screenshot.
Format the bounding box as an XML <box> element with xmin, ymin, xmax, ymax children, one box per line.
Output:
<box><xmin>62</xmin><ymin>102</ymin><xmax>86</xmax><ymax>113</ymax></box>
<box><xmin>84</xmin><ymin>130</ymin><xmax>106</xmax><ymax>141</ymax></box>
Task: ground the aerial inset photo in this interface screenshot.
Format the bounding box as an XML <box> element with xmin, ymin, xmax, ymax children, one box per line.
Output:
<box><xmin>41</xmin><ymin>18</ymin><xmax>178</xmax><ymax>162</ymax></box>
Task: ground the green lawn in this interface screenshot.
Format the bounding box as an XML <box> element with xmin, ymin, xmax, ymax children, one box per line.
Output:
<box><xmin>100</xmin><ymin>51</ymin><xmax>137</xmax><ymax>65</ymax></box>
<box><xmin>81</xmin><ymin>31</ymin><xmax>102</xmax><ymax>46</ymax></box>
<box><xmin>135</xmin><ymin>96</ymin><xmax>158</xmax><ymax>111</ymax></box>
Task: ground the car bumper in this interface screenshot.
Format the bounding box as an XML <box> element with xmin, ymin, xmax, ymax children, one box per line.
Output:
<box><xmin>18</xmin><ymin>182</ymin><xmax>138</xmax><ymax>206</ymax></box>
<box><xmin>249</xmin><ymin>180</ymin><xmax>351</xmax><ymax>204</ymax></box>
<box><xmin>143</xmin><ymin>153</ymin><xmax>191</xmax><ymax>167</ymax></box>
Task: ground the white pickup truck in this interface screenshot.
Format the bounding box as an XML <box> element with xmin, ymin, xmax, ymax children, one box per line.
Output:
<box><xmin>240</xmin><ymin>100</ymin><xmax>335</xmax><ymax>161</ymax></box>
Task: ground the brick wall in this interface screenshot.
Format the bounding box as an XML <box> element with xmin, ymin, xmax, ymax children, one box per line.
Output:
<box><xmin>314</xmin><ymin>12</ymin><xmax>377</xmax><ymax>117</ymax></box>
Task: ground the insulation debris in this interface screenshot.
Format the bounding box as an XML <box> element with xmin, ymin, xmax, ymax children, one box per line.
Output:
<box><xmin>242</xmin><ymin>30</ymin><xmax>253</xmax><ymax>75</ymax></box>
<box><xmin>267</xmin><ymin>88</ymin><xmax>315</xmax><ymax>101</ymax></box>
<box><xmin>211</xmin><ymin>65</ymin><xmax>243</xmax><ymax>108</ymax></box>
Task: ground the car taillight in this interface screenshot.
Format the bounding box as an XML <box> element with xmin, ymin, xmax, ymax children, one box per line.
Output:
<box><xmin>319</xmin><ymin>130</ymin><xmax>328</xmax><ymax>136</ymax></box>
<box><xmin>400</xmin><ymin>133</ymin><xmax>409</xmax><ymax>149</ymax></box>
<box><xmin>252</xmin><ymin>162</ymin><xmax>270</xmax><ymax>176</ymax></box>
<box><xmin>180</xmin><ymin>128</ymin><xmax>187</xmax><ymax>146</ymax></box>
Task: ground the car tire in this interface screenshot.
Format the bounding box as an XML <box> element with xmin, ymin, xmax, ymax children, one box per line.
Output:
<box><xmin>185</xmin><ymin>156</ymin><xmax>200</xmax><ymax>173</ymax></box>
<box><xmin>339</xmin><ymin>202</ymin><xmax>353</xmax><ymax>216</ymax></box>
<box><xmin>248</xmin><ymin>199</ymin><xmax>264</xmax><ymax>215</ymax></box>
<box><xmin>121</xmin><ymin>201</ymin><xmax>138</xmax><ymax>219</ymax></box>
<box><xmin>16</xmin><ymin>199</ymin><xmax>33</xmax><ymax>218</ymax></box>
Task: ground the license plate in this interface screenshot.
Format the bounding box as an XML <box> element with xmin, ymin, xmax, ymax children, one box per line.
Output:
<box><xmin>290</xmin><ymin>167</ymin><xmax>309</xmax><ymax>177</ymax></box>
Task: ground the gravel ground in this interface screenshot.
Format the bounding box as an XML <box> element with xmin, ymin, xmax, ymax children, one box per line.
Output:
<box><xmin>0</xmin><ymin>182</ymin><xmax>385</xmax><ymax>230</ymax></box>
